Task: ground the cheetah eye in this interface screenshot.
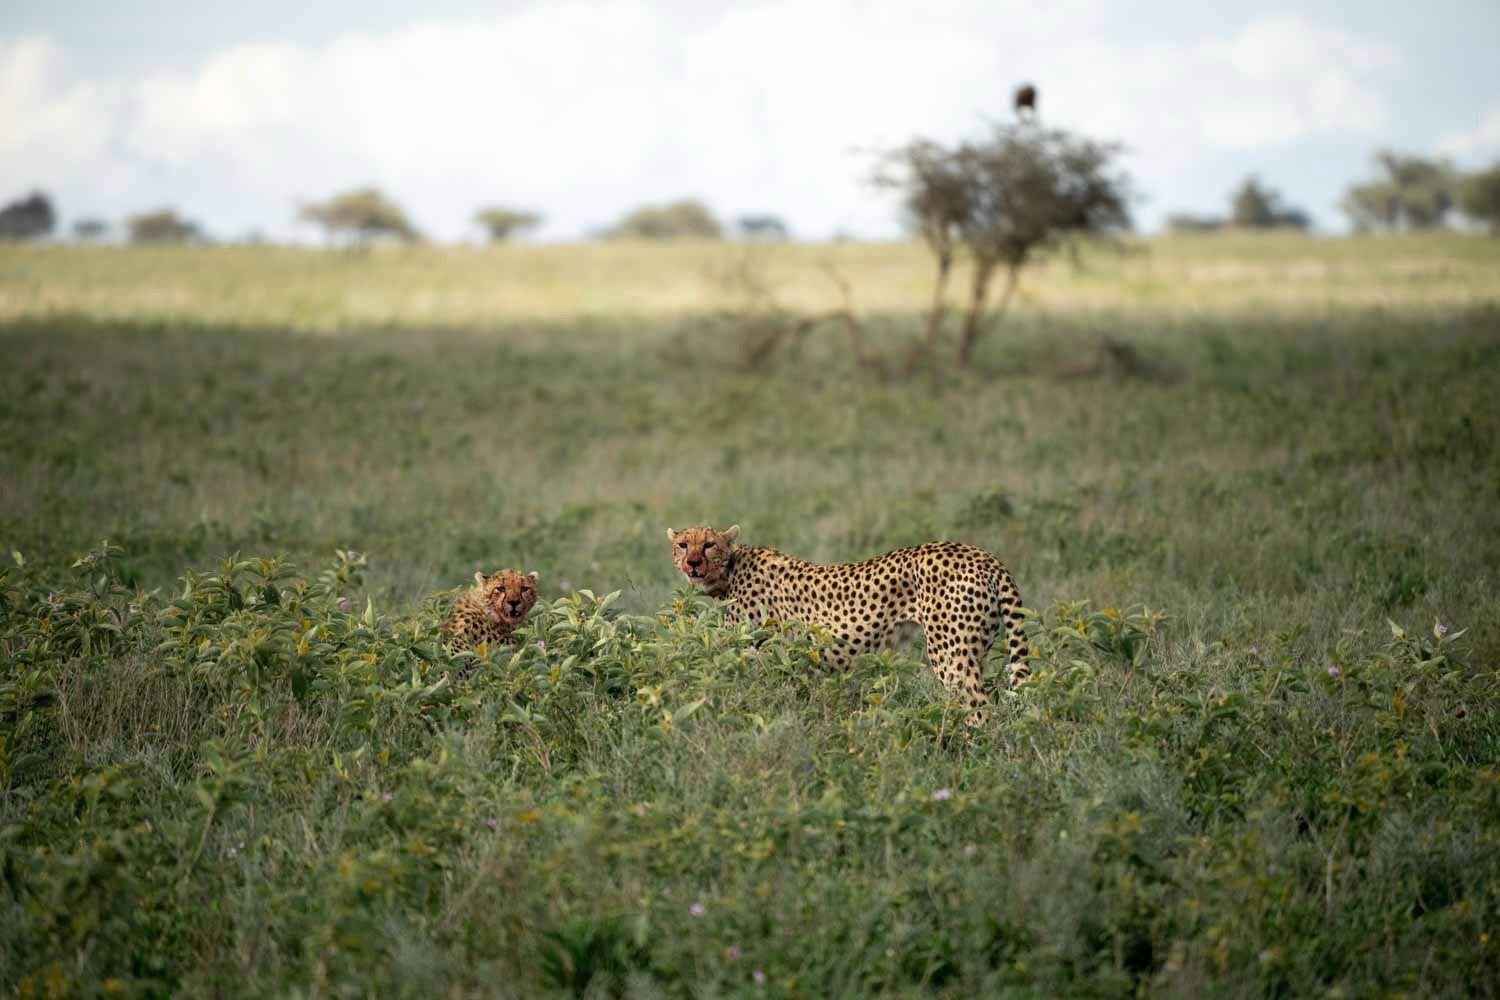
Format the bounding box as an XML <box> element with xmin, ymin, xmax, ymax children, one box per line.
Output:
<box><xmin>677</xmin><ymin>542</ymin><xmax>687</xmax><ymax>549</ymax></box>
<box><xmin>704</xmin><ymin>541</ymin><xmax>715</xmax><ymax>549</ymax></box>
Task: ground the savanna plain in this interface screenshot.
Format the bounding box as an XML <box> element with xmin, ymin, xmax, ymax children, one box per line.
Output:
<box><xmin>2</xmin><ymin>234</ymin><xmax>1499</xmax><ymax>997</ymax></box>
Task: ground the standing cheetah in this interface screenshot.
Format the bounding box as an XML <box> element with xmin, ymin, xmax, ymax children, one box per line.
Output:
<box><xmin>667</xmin><ymin>525</ymin><xmax>1030</xmax><ymax>722</ymax></box>
<box><xmin>442</xmin><ymin>569</ymin><xmax>539</xmax><ymax>654</ymax></box>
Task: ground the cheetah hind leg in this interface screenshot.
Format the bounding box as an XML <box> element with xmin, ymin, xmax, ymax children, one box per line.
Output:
<box><xmin>923</xmin><ymin>620</ymin><xmax>992</xmax><ymax>728</ymax></box>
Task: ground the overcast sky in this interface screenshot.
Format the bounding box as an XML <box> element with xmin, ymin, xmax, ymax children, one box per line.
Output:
<box><xmin>4</xmin><ymin>1</ymin><xmax>1498</xmax><ymax>241</ymax></box>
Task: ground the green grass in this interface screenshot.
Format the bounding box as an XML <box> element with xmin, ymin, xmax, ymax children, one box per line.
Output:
<box><xmin>2</xmin><ymin>234</ymin><xmax>1500</xmax><ymax>995</ymax></box>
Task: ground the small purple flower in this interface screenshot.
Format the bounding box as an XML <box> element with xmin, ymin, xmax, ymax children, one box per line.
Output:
<box><xmin>753</xmin><ymin>969</ymin><xmax>767</xmax><ymax>986</ymax></box>
<box><xmin>688</xmin><ymin>902</ymin><xmax>706</xmax><ymax>918</ymax></box>
<box><xmin>535</xmin><ymin>639</ymin><xmax>546</xmax><ymax>651</ymax></box>
<box><xmin>485</xmin><ymin>818</ymin><xmax>498</xmax><ymax>830</ymax></box>
<box><xmin>338</xmin><ymin>597</ymin><xmax>350</xmax><ymax>611</ymax></box>
<box><xmin>380</xmin><ymin>791</ymin><xmax>393</xmax><ymax>803</ymax></box>
<box><xmin>1437</xmin><ymin>623</ymin><xmax>1450</xmax><ymax>637</ymax></box>
<box><xmin>1327</xmin><ymin>665</ymin><xmax>1341</xmax><ymax>678</ymax></box>
<box><xmin>725</xmin><ymin>945</ymin><xmax>742</xmax><ymax>960</ymax></box>
<box><xmin>932</xmin><ymin>788</ymin><xmax>952</xmax><ymax>802</ymax></box>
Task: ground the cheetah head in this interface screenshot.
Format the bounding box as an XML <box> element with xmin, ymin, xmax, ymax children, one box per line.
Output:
<box><xmin>473</xmin><ymin>569</ymin><xmax>540</xmax><ymax>627</ymax></box>
<box><xmin>666</xmin><ymin>524</ymin><xmax>740</xmax><ymax>590</ymax></box>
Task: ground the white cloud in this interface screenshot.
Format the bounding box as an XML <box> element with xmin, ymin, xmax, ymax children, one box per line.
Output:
<box><xmin>1436</xmin><ymin>102</ymin><xmax>1500</xmax><ymax>164</ymax></box>
<box><xmin>1051</xmin><ymin>15</ymin><xmax>1397</xmax><ymax>161</ymax></box>
<box><xmin>0</xmin><ymin>37</ymin><xmax>124</xmax><ymax>188</ymax></box>
<box><xmin>0</xmin><ymin>5</ymin><xmax>1402</xmax><ymax>239</ymax></box>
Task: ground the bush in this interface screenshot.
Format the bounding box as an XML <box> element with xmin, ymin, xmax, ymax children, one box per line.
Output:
<box><xmin>3</xmin><ymin>545</ymin><xmax>1498</xmax><ymax>996</ymax></box>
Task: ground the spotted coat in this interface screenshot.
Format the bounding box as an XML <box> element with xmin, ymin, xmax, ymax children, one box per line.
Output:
<box><xmin>442</xmin><ymin>569</ymin><xmax>538</xmax><ymax>654</ymax></box>
<box><xmin>667</xmin><ymin>525</ymin><xmax>1030</xmax><ymax>723</ymax></box>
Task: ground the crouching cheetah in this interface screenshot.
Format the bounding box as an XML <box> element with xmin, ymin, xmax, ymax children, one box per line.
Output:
<box><xmin>442</xmin><ymin>569</ymin><xmax>539</xmax><ymax>653</ymax></box>
<box><xmin>667</xmin><ymin>525</ymin><xmax>1030</xmax><ymax>723</ymax></box>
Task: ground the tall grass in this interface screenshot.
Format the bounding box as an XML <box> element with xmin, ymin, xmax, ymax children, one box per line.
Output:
<box><xmin>2</xmin><ymin>234</ymin><xmax>1499</xmax><ymax>995</ymax></box>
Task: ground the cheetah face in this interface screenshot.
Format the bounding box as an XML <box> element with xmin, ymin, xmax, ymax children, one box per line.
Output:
<box><xmin>666</xmin><ymin>524</ymin><xmax>740</xmax><ymax>588</ymax></box>
<box><xmin>475</xmin><ymin>569</ymin><xmax>539</xmax><ymax>626</ymax></box>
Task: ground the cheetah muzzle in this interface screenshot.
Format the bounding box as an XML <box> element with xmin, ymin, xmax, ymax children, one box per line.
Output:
<box><xmin>442</xmin><ymin>568</ymin><xmax>539</xmax><ymax>654</ymax></box>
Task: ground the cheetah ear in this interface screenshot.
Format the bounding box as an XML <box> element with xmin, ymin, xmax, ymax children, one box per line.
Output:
<box><xmin>665</xmin><ymin>528</ymin><xmax>678</xmax><ymax>542</ymax></box>
<box><xmin>474</xmin><ymin>571</ymin><xmax>486</xmax><ymax>586</ymax></box>
<box><xmin>722</xmin><ymin>524</ymin><xmax>740</xmax><ymax>544</ymax></box>
<box><xmin>527</xmin><ymin>571</ymin><xmax>539</xmax><ymax>582</ymax></box>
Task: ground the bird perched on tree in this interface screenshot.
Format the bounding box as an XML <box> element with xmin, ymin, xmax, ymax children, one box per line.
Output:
<box><xmin>1014</xmin><ymin>82</ymin><xmax>1038</xmax><ymax>122</ymax></box>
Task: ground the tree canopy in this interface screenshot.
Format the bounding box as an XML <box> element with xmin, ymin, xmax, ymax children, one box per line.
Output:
<box><xmin>474</xmin><ymin>207</ymin><xmax>543</xmax><ymax>243</ymax></box>
<box><xmin>879</xmin><ymin>123</ymin><xmax>1132</xmax><ymax>368</ymax></box>
<box><xmin>604</xmin><ymin>199</ymin><xmax>722</xmax><ymax>240</ymax></box>
<box><xmin>0</xmin><ymin>192</ymin><xmax>57</xmax><ymax>241</ymax></box>
<box><xmin>300</xmin><ymin>188</ymin><xmax>420</xmax><ymax>246</ymax></box>
<box><xmin>1341</xmin><ymin>151</ymin><xmax>1455</xmax><ymax>231</ymax></box>
<box><xmin>126</xmin><ymin>209</ymin><xmax>202</xmax><ymax>244</ymax></box>
<box><xmin>1457</xmin><ymin>163</ymin><xmax>1500</xmax><ymax>235</ymax></box>
<box><xmin>1229</xmin><ymin>176</ymin><xmax>1310</xmax><ymax>230</ymax></box>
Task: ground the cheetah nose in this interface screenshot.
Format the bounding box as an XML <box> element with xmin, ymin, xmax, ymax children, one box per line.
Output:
<box><xmin>687</xmin><ymin>557</ymin><xmax>703</xmax><ymax>568</ymax></box>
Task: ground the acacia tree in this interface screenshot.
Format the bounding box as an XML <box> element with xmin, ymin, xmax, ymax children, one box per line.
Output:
<box><xmin>126</xmin><ymin>209</ymin><xmax>201</xmax><ymax>244</ymax></box>
<box><xmin>1341</xmin><ymin>151</ymin><xmax>1455</xmax><ymax>231</ymax></box>
<box><xmin>0</xmin><ymin>192</ymin><xmax>56</xmax><ymax>241</ymax></box>
<box><xmin>881</xmin><ymin>124</ymin><xmax>1131</xmax><ymax>369</ymax></box>
<box><xmin>1457</xmin><ymin>164</ymin><xmax>1500</xmax><ymax>235</ymax></box>
<box><xmin>879</xmin><ymin>140</ymin><xmax>971</xmax><ymax>369</ymax></box>
<box><xmin>604</xmin><ymin>199</ymin><xmax>722</xmax><ymax>239</ymax></box>
<box><xmin>474</xmin><ymin>207</ymin><xmax>543</xmax><ymax>242</ymax></box>
<box><xmin>1229</xmin><ymin>176</ymin><xmax>1310</xmax><ymax>229</ymax></box>
<box><xmin>299</xmin><ymin>187</ymin><xmax>419</xmax><ymax>246</ymax></box>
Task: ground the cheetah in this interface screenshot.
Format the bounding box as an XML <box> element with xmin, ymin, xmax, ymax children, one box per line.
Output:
<box><xmin>667</xmin><ymin>524</ymin><xmax>1030</xmax><ymax>722</ymax></box>
<box><xmin>442</xmin><ymin>569</ymin><xmax>539</xmax><ymax>654</ymax></box>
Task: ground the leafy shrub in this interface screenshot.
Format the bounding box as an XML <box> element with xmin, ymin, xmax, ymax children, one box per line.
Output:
<box><xmin>2</xmin><ymin>545</ymin><xmax>1498</xmax><ymax>996</ymax></box>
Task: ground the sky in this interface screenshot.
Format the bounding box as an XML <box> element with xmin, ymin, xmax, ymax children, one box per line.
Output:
<box><xmin>3</xmin><ymin>0</ymin><xmax>1499</xmax><ymax>242</ymax></box>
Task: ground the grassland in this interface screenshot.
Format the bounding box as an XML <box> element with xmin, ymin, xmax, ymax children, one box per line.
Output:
<box><xmin>2</xmin><ymin>233</ymin><xmax>1499</xmax><ymax>996</ymax></box>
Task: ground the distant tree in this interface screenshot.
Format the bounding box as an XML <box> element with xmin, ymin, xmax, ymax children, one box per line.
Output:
<box><xmin>1340</xmin><ymin>182</ymin><xmax>1400</xmax><ymax>233</ymax></box>
<box><xmin>879</xmin><ymin>123</ymin><xmax>1131</xmax><ymax>369</ymax></box>
<box><xmin>883</xmin><ymin>139</ymin><xmax>971</xmax><ymax>363</ymax></box>
<box><xmin>736</xmin><ymin>214</ymin><xmax>790</xmax><ymax>240</ymax></box>
<box><xmin>299</xmin><ymin>187</ymin><xmax>420</xmax><ymax>246</ymax></box>
<box><xmin>0</xmin><ymin>191</ymin><xmax>56</xmax><ymax>241</ymax></box>
<box><xmin>604</xmin><ymin>199</ymin><xmax>722</xmax><ymax>240</ymax></box>
<box><xmin>1341</xmin><ymin>150</ymin><xmax>1455</xmax><ymax>231</ymax></box>
<box><xmin>474</xmin><ymin>206</ymin><xmax>543</xmax><ymax>243</ymax></box>
<box><xmin>1457</xmin><ymin>163</ymin><xmax>1500</xmax><ymax>235</ymax></box>
<box><xmin>1165</xmin><ymin>212</ymin><xmax>1225</xmax><ymax>234</ymax></box>
<box><xmin>1229</xmin><ymin>176</ymin><xmax>1310</xmax><ymax>230</ymax></box>
<box><xmin>126</xmin><ymin>209</ymin><xmax>202</xmax><ymax>244</ymax></box>
<box><xmin>72</xmin><ymin>218</ymin><xmax>109</xmax><ymax>241</ymax></box>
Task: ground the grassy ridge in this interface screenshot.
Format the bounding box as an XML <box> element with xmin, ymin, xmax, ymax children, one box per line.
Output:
<box><xmin>3</xmin><ymin>232</ymin><xmax>1498</xmax><ymax>329</ymax></box>
<box><xmin>2</xmin><ymin>235</ymin><xmax>1500</xmax><ymax>995</ymax></box>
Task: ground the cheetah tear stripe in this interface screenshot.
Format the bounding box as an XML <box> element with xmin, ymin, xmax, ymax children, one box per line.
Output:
<box><xmin>442</xmin><ymin>568</ymin><xmax>539</xmax><ymax>654</ymax></box>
